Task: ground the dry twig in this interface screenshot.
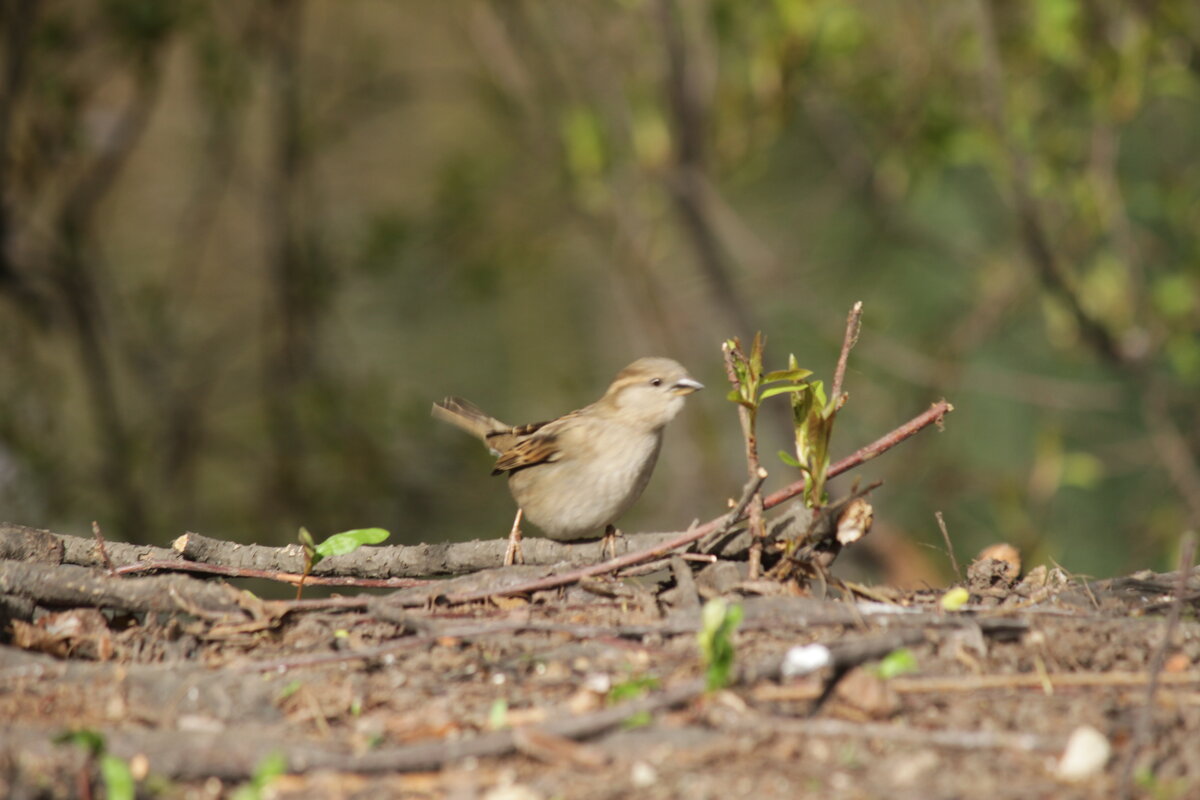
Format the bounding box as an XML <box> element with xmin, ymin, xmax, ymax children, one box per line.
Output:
<box><xmin>831</xmin><ymin>301</ymin><xmax>863</xmax><ymax>403</ymax></box>
<box><xmin>935</xmin><ymin>511</ymin><xmax>961</xmax><ymax>581</ymax></box>
<box><xmin>723</xmin><ymin>338</ymin><xmax>768</xmax><ymax>578</ymax></box>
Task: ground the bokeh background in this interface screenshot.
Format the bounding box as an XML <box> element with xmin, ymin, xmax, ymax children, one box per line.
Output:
<box><xmin>1</xmin><ymin>1</ymin><xmax>1197</xmax><ymax>582</ymax></box>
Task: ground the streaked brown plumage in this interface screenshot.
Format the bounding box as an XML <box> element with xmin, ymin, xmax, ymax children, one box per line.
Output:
<box><xmin>433</xmin><ymin>357</ymin><xmax>703</xmax><ymax>561</ymax></box>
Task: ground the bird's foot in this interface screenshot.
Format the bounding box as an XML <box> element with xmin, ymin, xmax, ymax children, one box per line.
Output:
<box><xmin>505</xmin><ymin>509</ymin><xmax>525</xmax><ymax>566</ymax></box>
<box><xmin>601</xmin><ymin>524</ymin><xmax>622</xmax><ymax>560</ymax></box>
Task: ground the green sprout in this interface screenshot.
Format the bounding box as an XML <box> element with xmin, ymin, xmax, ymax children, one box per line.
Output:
<box><xmin>487</xmin><ymin>698</ymin><xmax>509</xmax><ymax>730</ymax></box>
<box><xmin>697</xmin><ymin>598</ymin><xmax>744</xmax><ymax>691</ymax></box>
<box><xmin>724</xmin><ymin>337</ymin><xmax>838</xmax><ymax>509</ymax></box>
<box><xmin>871</xmin><ymin>648</ymin><xmax>920</xmax><ymax>680</ymax></box>
<box><xmin>54</xmin><ymin>730</ymin><xmax>135</xmax><ymax>800</ymax></box>
<box><xmin>296</xmin><ymin>526</ymin><xmax>390</xmax><ymax>599</ymax></box>
<box><xmin>607</xmin><ymin>675</ymin><xmax>661</xmax><ymax>704</ymax></box>
<box><xmin>230</xmin><ymin>751</ymin><xmax>287</xmax><ymax>800</ymax></box>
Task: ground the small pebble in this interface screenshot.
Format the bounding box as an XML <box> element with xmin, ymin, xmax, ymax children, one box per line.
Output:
<box><xmin>1056</xmin><ymin>725</ymin><xmax>1111</xmax><ymax>781</ymax></box>
<box><xmin>781</xmin><ymin>644</ymin><xmax>831</xmax><ymax>678</ymax></box>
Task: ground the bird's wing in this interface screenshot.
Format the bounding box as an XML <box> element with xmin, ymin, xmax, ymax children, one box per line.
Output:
<box><xmin>489</xmin><ymin>411</ymin><xmax>585</xmax><ymax>474</ymax></box>
<box><xmin>491</xmin><ymin>431</ymin><xmax>562</xmax><ymax>474</ymax></box>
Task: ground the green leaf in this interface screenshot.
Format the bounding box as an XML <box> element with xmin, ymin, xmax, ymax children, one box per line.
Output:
<box><xmin>607</xmin><ymin>675</ymin><xmax>660</xmax><ymax>704</ymax></box>
<box><xmin>100</xmin><ymin>754</ymin><xmax>135</xmax><ymax>800</ymax></box>
<box><xmin>725</xmin><ymin>388</ymin><xmax>755</xmax><ymax>409</ymax></box>
<box><xmin>811</xmin><ymin>379</ymin><xmax>827</xmax><ymax>409</ymax></box>
<box><xmin>749</xmin><ymin>332</ymin><xmax>765</xmax><ymax>378</ymax></box>
<box><xmin>314</xmin><ymin>528</ymin><xmax>390</xmax><ymax>559</ymax></box>
<box><xmin>760</xmin><ymin>384</ymin><xmax>808</xmax><ymax>401</ymax></box>
<box><xmin>777</xmin><ymin>450</ymin><xmax>801</xmax><ymax>467</ymax></box>
<box><xmin>873</xmin><ymin>648</ymin><xmax>919</xmax><ymax>680</ymax></box>
<box><xmin>762</xmin><ymin>368</ymin><xmax>813</xmax><ymax>382</ymax></box>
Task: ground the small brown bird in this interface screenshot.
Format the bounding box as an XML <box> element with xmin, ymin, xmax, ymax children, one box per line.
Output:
<box><xmin>433</xmin><ymin>357</ymin><xmax>703</xmax><ymax>564</ymax></box>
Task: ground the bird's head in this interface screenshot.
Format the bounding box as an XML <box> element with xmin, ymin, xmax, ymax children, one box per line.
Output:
<box><xmin>601</xmin><ymin>357</ymin><xmax>703</xmax><ymax>429</ymax></box>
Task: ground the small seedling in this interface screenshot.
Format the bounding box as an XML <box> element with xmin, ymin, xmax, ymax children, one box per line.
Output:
<box><xmin>871</xmin><ymin>647</ymin><xmax>920</xmax><ymax>680</ymax></box>
<box><xmin>275</xmin><ymin>680</ymin><xmax>303</xmax><ymax>702</ymax></box>
<box><xmin>622</xmin><ymin>710</ymin><xmax>653</xmax><ymax>729</ymax></box>
<box><xmin>607</xmin><ymin>675</ymin><xmax>660</xmax><ymax>704</ymax></box>
<box><xmin>940</xmin><ymin>586</ymin><xmax>971</xmax><ymax>612</ymax></box>
<box><xmin>230</xmin><ymin>751</ymin><xmax>287</xmax><ymax>800</ymax></box>
<box><xmin>54</xmin><ymin>730</ymin><xmax>135</xmax><ymax>800</ymax></box>
<box><xmin>487</xmin><ymin>698</ymin><xmax>509</xmax><ymax>730</ymax></box>
<box><xmin>724</xmin><ymin>337</ymin><xmax>838</xmax><ymax>510</ymax></box>
<box><xmin>697</xmin><ymin>598</ymin><xmax>743</xmax><ymax>691</ymax></box>
<box><xmin>296</xmin><ymin>526</ymin><xmax>390</xmax><ymax>599</ymax></box>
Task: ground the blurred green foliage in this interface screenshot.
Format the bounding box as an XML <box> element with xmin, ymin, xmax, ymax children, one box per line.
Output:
<box><xmin>0</xmin><ymin>0</ymin><xmax>1197</xmax><ymax>580</ymax></box>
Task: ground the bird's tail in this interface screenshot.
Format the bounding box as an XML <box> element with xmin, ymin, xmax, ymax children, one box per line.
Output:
<box><xmin>431</xmin><ymin>397</ymin><xmax>507</xmax><ymax>442</ymax></box>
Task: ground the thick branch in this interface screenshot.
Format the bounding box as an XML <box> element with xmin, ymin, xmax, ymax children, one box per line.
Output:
<box><xmin>0</xmin><ymin>561</ymin><xmax>250</xmax><ymax>618</ymax></box>
<box><xmin>0</xmin><ymin>524</ymin><xmax>751</xmax><ymax>578</ymax></box>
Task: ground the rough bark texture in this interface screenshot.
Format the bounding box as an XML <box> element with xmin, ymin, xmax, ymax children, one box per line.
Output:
<box><xmin>0</xmin><ymin>560</ymin><xmax>250</xmax><ymax>617</ymax></box>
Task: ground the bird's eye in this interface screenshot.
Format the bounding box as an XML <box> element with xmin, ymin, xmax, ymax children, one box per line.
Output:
<box><xmin>650</xmin><ymin>378</ymin><xmax>663</xmax><ymax>387</ymax></box>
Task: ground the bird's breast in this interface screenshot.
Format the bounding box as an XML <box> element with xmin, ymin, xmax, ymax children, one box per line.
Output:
<box><xmin>507</xmin><ymin>425</ymin><xmax>664</xmax><ymax>539</ymax></box>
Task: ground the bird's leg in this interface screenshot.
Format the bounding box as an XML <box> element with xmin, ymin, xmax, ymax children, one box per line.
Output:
<box><xmin>504</xmin><ymin>508</ymin><xmax>525</xmax><ymax>566</ymax></box>
<box><xmin>601</xmin><ymin>524</ymin><xmax>621</xmax><ymax>560</ymax></box>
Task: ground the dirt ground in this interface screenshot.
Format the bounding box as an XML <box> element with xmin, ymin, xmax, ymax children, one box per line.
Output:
<box><xmin>1</xmin><ymin>527</ymin><xmax>1198</xmax><ymax>799</ymax></box>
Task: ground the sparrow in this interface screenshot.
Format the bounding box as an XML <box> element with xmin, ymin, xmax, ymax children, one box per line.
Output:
<box><xmin>432</xmin><ymin>357</ymin><xmax>703</xmax><ymax>564</ymax></box>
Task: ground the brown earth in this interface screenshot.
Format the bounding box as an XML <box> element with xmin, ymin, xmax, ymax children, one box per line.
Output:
<box><xmin>1</xmin><ymin>531</ymin><xmax>1198</xmax><ymax>800</ymax></box>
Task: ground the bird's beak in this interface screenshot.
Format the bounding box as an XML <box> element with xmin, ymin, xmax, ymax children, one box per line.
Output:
<box><xmin>671</xmin><ymin>377</ymin><xmax>704</xmax><ymax>396</ymax></box>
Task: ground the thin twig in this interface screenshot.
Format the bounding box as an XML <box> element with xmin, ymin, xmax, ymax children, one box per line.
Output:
<box><xmin>1118</xmin><ymin>532</ymin><xmax>1197</xmax><ymax>800</ymax></box>
<box><xmin>934</xmin><ymin>511</ymin><xmax>961</xmax><ymax>581</ymax></box>
<box><xmin>91</xmin><ymin>521</ymin><xmax>114</xmax><ymax>574</ymax></box>
<box><xmin>831</xmin><ymin>301</ymin><xmax>863</xmax><ymax>403</ymax></box>
<box><xmin>698</xmin><ymin>467</ymin><xmax>769</xmax><ymax>553</ymax></box>
<box><xmin>723</xmin><ymin>339</ymin><xmax>767</xmax><ymax>578</ymax></box>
